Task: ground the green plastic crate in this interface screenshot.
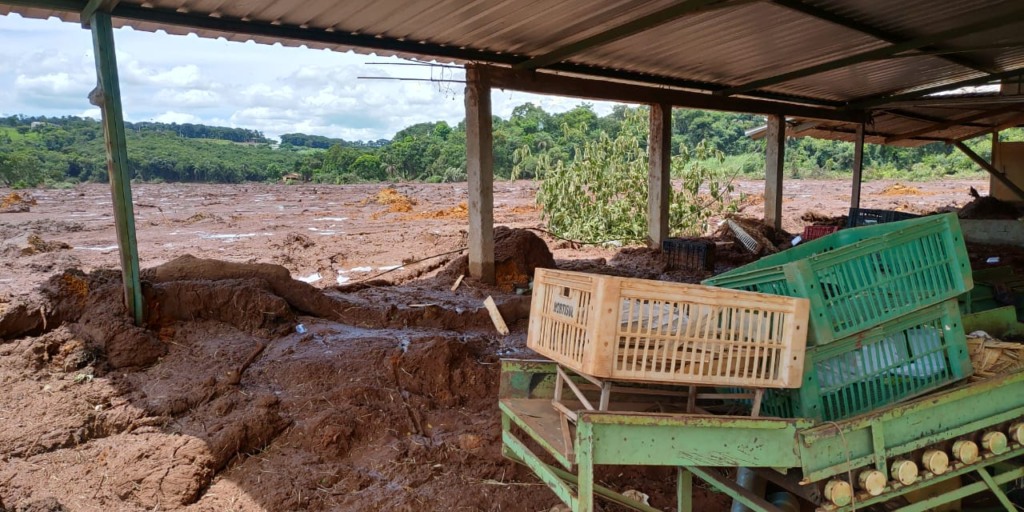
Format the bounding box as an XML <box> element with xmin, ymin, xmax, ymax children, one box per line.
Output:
<box><xmin>703</xmin><ymin>213</ymin><xmax>972</xmax><ymax>346</ymax></box>
<box><xmin>752</xmin><ymin>299</ymin><xmax>973</xmax><ymax>422</ymax></box>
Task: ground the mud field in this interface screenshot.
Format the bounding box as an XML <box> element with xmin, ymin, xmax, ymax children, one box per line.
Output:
<box><xmin>0</xmin><ymin>178</ymin><xmax>989</xmax><ymax>511</ymax></box>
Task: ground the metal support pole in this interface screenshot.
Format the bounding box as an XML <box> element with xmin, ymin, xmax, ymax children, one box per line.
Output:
<box><xmin>851</xmin><ymin>123</ymin><xmax>865</xmax><ymax>211</ymax></box>
<box><xmin>678</xmin><ymin>467</ymin><xmax>693</xmax><ymax>512</ymax></box>
<box><xmin>465</xmin><ymin>65</ymin><xmax>495</xmax><ymax>284</ymax></box>
<box><xmin>764</xmin><ymin>115</ymin><xmax>785</xmax><ymax>231</ymax></box>
<box><xmin>648</xmin><ymin>103</ymin><xmax>672</xmax><ymax>248</ymax></box>
<box><xmin>89</xmin><ymin>11</ymin><xmax>143</xmax><ymax>325</ymax></box>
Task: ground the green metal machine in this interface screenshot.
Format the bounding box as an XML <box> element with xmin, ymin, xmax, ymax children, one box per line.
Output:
<box><xmin>500</xmin><ymin>359</ymin><xmax>1024</xmax><ymax>512</ymax></box>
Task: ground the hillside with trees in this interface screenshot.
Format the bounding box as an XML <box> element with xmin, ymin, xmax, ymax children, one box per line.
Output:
<box><xmin>0</xmin><ymin>105</ymin><xmax>1004</xmax><ymax>189</ymax></box>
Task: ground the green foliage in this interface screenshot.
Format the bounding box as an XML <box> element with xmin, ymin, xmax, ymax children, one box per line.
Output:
<box><xmin>0</xmin><ymin>108</ymin><xmax>1008</xmax><ymax>188</ymax></box>
<box><xmin>534</xmin><ymin>110</ymin><xmax>740</xmax><ymax>242</ymax></box>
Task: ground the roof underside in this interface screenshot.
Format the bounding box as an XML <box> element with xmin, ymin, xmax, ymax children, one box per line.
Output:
<box><xmin>4</xmin><ymin>0</ymin><xmax>1024</xmax><ymax>145</ymax></box>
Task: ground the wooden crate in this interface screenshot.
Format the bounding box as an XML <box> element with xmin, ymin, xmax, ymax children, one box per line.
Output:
<box><xmin>527</xmin><ymin>269</ymin><xmax>810</xmax><ymax>388</ymax></box>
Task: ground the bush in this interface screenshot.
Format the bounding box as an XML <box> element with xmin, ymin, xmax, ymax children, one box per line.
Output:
<box><xmin>534</xmin><ymin>110</ymin><xmax>740</xmax><ymax>242</ymax></box>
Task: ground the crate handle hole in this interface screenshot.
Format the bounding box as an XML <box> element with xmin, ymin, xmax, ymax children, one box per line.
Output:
<box><xmin>560</xmin><ymin>287</ymin><xmax>570</xmax><ymax>297</ymax></box>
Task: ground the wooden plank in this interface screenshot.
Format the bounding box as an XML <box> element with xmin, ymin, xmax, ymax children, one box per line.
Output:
<box><xmin>450</xmin><ymin>274</ymin><xmax>464</xmax><ymax>292</ymax></box>
<box><xmin>465</xmin><ymin>66</ymin><xmax>495</xmax><ymax>284</ymax></box>
<box><xmin>482</xmin><ymin>66</ymin><xmax>866</xmax><ymax>124</ymax></box>
<box><xmin>648</xmin><ymin>103</ymin><xmax>672</xmax><ymax>248</ymax></box>
<box><xmin>764</xmin><ymin>115</ymin><xmax>785</xmax><ymax>231</ymax></box>
<box><xmin>484</xmin><ymin>296</ymin><xmax>510</xmax><ymax>335</ymax></box>
<box><xmin>954</xmin><ymin>140</ymin><xmax>1024</xmax><ymax>202</ymax></box>
<box><xmin>89</xmin><ymin>12</ymin><xmax>143</xmax><ymax>326</ymax></box>
<box><xmin>851</xmin><ymin>123</ymin><xmax>864</xmax><ymax>210</ymax></box>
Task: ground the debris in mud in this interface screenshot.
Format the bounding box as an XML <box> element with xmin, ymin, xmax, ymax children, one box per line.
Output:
<box><xmin>958</xmin><ymin>194</ymin><xmax>1021</xmax><ymax>220</ymax></box>
<box><xmin>282</xmin><ymin>232</ymin><xmax>315</xmax><ymax>249</ymax></box>
<box><xmin>21</xmin><ymin>234</ymin><xmax>71</xmax><ymax>255</ymax></box>
<box><xmin>404</xmin><ymin>201</ymin><xmax>468</xmax><ymax>220</ymax></box>
<box><xmin>438</xmin><ymin>226</ymin><xmax>556</xmax><ymax>292</ymax></box>
<box><xmin>372</xmin><ymin>187</ymin><xmax>416</xmax><ymax>213</ymax></box>
<box><xmin>879</xmin><ymin>182</ymin><xmax>926</xmax><ymax>196</ymax></box>
<box><xmin>715</xmin><ymin>215</ymin><xmax>793</xmax><ymax>256</ymax></box>
<box><xmin>0</xmin><ymin>192</ymin><xmax>35</xmax><ymax>213</ymax></box>
<box><xmin>800</xmin><ymin>210</ymin><xmax>847</xmax><ymax>227</ymax></box>
<box><xmin>183</xmin><ymin>211</ymin><xmax>220</xmax><ymax>224</ymax></box>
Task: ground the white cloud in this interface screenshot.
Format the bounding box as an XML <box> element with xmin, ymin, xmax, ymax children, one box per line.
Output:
<box><xmin>0</xmin><ymin>14</ymin><xmax>624</xmax><ymax>140</ymax></box>
<box><xmin>152</xmin><ymin>111</ymin><xmax>203</xmax><ymax>124</ymax></box>
<box><xmin>78</xmin><ymin>108</ymin><xmax>101</xmax><ymax>119</ymax></box>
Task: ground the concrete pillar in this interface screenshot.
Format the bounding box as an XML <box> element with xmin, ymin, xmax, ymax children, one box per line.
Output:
<box><xmin>465</xmin><ymin>66</ymin><xmax>495</xmax><ymax>284</ymax></box>
<box><xmin>764</xmin><ymin>115</ymin><xmax>785</xmax><ymax>231</ymax></box>
<box><xmin>90</xmin><ymin>11</ymin><xmax>143</xmax><ymax>325</ymax></box>
<box><xmin>851</xmin><ymin>123</ymin><xmax>865</xmax><ymax>211</ymax></box>
<box><xmin>648</xmin><ymin>103</ymin><xmax>672</xmax><ymax>248</ymax></box>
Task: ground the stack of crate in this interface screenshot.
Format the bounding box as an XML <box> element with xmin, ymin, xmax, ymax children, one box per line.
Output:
<box><xmin>526</xmin><ymin>268</ymin><xmax>811</xmax><ymax>417</ymax></box>
<box><xmin>703</xmin><ymin>212</ymin><xmax>975</xmax><ymax>421</ymax></box>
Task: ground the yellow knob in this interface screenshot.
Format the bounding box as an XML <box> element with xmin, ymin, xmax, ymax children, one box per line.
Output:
<box><xmin>982</xmin><ymin>431</ymin><xmax>1008</xmax><ymax>455</ymax></box>
<box><xmin>824</xmin><ymin>479</ymin><xmax>853</xmax><ymax>507</ymax></box>
<box><xmin>890</xmin><ymin>459</ymin><xmax>918</xmax><ymax>486</ymax></box>
<box><xmin>952</xmin><ymin>440</ymin><xmax>979</xmax><ymax>464</ymax></box>
<box><xmin>922</xmin><ymin>449</ymin><xmax>949</xmax><ymax>475</ymax></box>
<box><xmin>1009</xmin><ymin>422</ymin><xmax>1024</xmax><ymax>445</ymax></box>
<box><xmin>857</xmin><ymin>469</ymin><xmax>886</xmax><ymax>496</ymax></box>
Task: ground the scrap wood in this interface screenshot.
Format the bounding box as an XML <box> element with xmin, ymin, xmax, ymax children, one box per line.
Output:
<box><xmin>451</xmin><ymin>274</ymin><xmax>464</xmax><ymax>292</ymax></box>
<box><xmin>483</xmin><ymin>296</ymin><xmax>509</xmax><ymax>336</ymax></box>
<box><xmin>968</xmin><ymin>336</ymin><xmax>1024</xmax><ymax>378</ymax></box>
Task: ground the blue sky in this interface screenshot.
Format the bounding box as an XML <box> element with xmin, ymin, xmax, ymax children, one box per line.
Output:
<box><xmin>0</xmin><ymin>13</ymin><xmax>621</xmax><ymax>141</ymax></box>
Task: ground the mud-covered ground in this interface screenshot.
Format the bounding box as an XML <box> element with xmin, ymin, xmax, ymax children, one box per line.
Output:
<box><xmin>0</xmin><ymin>179</ymin><xmax>990</xmax><ymax>511</ymax></box>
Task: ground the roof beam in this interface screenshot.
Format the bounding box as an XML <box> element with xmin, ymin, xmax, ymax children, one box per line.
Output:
<box><xmin>772</xmin><ymin>0</ymin><xmax>996</xmax><ymax>74</ymax></box>
<box><xmin>80</xmin><ymin>0</ymin><xmax>119</xmax><ymax>27</ymax></box>
<box><xmin>514</xmin><ymin>0</ymin><xmax>733</xmax><ymax>71</ymax></box>
<box><xmin>717</xmin><ymin>5</ymin><xmax>1024</xmax><ymax>97</ymax></box>
<box><xmin>849</xmin><ymin>67</ymin><xmax>1024</xmax><ymax>109</ymax></box>
<box><xmin>954</xmin><ymin>112</ymin><xmax>1024</xmax><ymax>141</ymax></box>
<box><xmin>0</xmin><ymin>0</ymin><xmax>850</xmax><ymax>110</ymax></box>
<box><xmin>482</xmin><ymin>66</ymin><xmax>867</xmax><ymax>123</ymax></box>
<box><xmin>885</xmin><ymin>108</ymin><xmax>1016</xmax><ymax>144</ymax></box>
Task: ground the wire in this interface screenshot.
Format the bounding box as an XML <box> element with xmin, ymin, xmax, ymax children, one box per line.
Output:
<box><xmin>346</xmin><ymin>247</ymin><xmax>467</xmax><ymax>284</ymax></box>
<box><xmin>825</xmin><ymin>421</ymin><xmax>856</xmax><ymax>512</ymax></box>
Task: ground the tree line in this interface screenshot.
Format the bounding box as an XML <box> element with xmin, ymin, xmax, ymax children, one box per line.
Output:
<box><xmin>0</xmin><ymin>105</ymin><xmax>1002</xmax><ymax>188</ymax></box>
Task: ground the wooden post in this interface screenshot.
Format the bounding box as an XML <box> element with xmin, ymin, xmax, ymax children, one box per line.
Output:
<box><xmin>764</xmin><ymin>115</ymin><xmax>785</xmax><ymax>231</ymax></box>
<box><xmin>90</xmin><ymin>12</ymin><xmax>144</xmax><ymax>325</ymax></box>
<box><xmin>648</xmin><ymin>103</ymin><xmax>672</xmax><ymax>248</ymax></box>
<box><xmin>851</xmin><ymin>123</ymin><xmax>865</xmax><ymax>210</ymax></box>
<box><xmin>465</xmin><ymin>65</ymin><xmax>495</xmax><ymax>284</ymax></box>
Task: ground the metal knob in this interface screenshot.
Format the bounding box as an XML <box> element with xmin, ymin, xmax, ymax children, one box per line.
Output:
<box><xmin>890</xmin><ymin>459</ymin><xmax>918</xmax><ymax>486</ymax></box>
<box><xmin>1009</xmin><ymin>422</ymin><xmax>1024</xmax><ymax>445</ymax></box>
<box><xmin>857</xmin><ymin>469</ymin><xmax>886</xmax><ymax>496</ymax></box>
<box><xmin>952</xmin><ymin>440</ymin><xmax>979</xmax><ymax>464</ymax></box>
<box><xmin>922</xmin><ymin>449</ymin><xmax>949</xmax><ymax>475</ymax></box>
<box><xmin>982</xmin><ymin>431</ymin><xmax>1008</xmax><ymax>455</ymax></box>
<box><xmin>824</xmin><ymin>479</ymin><xmax>853</xmax><ymax>507</ymax></box>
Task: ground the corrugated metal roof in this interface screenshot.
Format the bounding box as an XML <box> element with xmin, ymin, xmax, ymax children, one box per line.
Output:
<box><xmin>3</xmin><ymin>0</ymin><xmax>1024</xmax><ymax>140</ymax></box>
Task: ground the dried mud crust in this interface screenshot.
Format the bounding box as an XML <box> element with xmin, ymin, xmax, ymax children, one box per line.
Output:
<box><xmin>0</xmin><ymin>256</ymin><xmax>719</xmax><ymax>512</ymax></box>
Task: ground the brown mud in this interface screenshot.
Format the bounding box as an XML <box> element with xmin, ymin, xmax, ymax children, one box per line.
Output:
<box><xmin>0</xmin><ymin>179</ymin><xmax>989</xmax><ymax>511</ymax></box>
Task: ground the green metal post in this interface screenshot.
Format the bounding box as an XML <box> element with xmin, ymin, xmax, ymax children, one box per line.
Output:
<box><xmin>577</xmin><ymin>420</ymin><xmax>595</xmax><ymax>512</ymax></box>
<box><xmin>678</xmin><ymin>468</ymin><xmax>693</xmax><ymax>512</ymax></box>
<box><xmin>89</xmin><ymin>11</ymin><xmax>144</xmax><ymax>325</ymax></box>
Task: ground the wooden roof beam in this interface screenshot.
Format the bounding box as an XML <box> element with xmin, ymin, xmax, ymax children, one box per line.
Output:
<box><xmin>954</xmin><ymin>112</ymin><xmax>1024</xmax><ymax>141</ymax></box>
<box><xmin>513</xmin><ymin>0</ymin><xmax>740</xmax><ymax>71</ymax></box>
<box><xmin>717</xmin><ymin>5</ymin><xmax>1024</xmax><ymax>97</ymax></box>
<box><xmin>482</xmin><ymin>66</ymin><xmax>868</xmax><ymax>123</ymax></box>
<box><xmin>850</xmin><ymin>68</ymin><xmax>1024</xmax><ymax>109</ymax></box>
<box><xmin>772</xmin><ymin>0</ymin><xmax>996</xmax><ymax>74</ymax></box>
<box><xmin>885</xmin><ymin>108</ymin><xmax>1018</xmax><ymax>143</ymax></box>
